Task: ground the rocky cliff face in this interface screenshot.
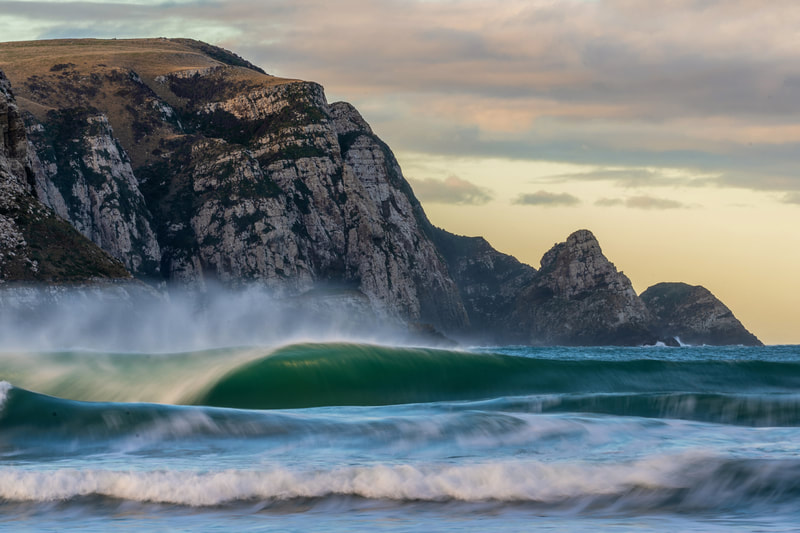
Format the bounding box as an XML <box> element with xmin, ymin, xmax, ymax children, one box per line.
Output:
<box><xmin>0</xmin><ymin>68</ymin><xmax>129</xmax><ymax>282</ymax></box>
<box><xmin>509</xmin><ymin>230</ymin><xmax>654</xmax><ymax>345</ymax></box>
<box><xmin>641</xmin><ymin>282</ymin><xmax>762</xmax><ymax>346</ymax></box>
<box><xmin>0</xmin><ymin>39</ymin><xmax>467</xmax><ymax>330</ymax></box>
<box><xmin>430</xmin><ymin>227</ymin><xmax>537</xmax><ymax>342</ymax></box>
<box><xmin>26</xmin><ymin>110</ymin><xmax>161</xmax><ymax>276</ymax></box>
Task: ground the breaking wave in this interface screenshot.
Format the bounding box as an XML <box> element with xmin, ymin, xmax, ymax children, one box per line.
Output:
<box><xmin>1</xmin><ymin>454</ymin><xmax>799</xmax><ymax>513</ymax></box>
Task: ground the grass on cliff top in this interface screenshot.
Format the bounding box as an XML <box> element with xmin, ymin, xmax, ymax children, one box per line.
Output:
<box><xmin>0</xmin><ymin>38</ymin><xmax>303</xmax><ymax>167</ymax></box>
<box><xmin>0</xmin><ymin>38</ymin><xmax>297</xmax><ymax>89</ymax></box>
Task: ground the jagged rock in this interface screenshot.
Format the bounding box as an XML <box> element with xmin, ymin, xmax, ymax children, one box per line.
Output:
<box><xmin>25</xmin><ymin>110</ymin><xmax>161</xmax><ymax>276</ymax></box>
<box><xmin>641</xmin><ymin>282</ymin><xmax>762</xmax><ymax>346</ymax></box>
<box><xmin>0</xmin><ymin>68</ymin><xmax>129</xmax><ymax>283</ymax></box>
<box><xmin>430</xmin><ymin>226</ymin><xmax>536</xmax><ymax>342</ymax></box>
<box><xmin>510</xmin><ymin>230</ymin><xmax>654</xmax><ymax>345</ymax></box>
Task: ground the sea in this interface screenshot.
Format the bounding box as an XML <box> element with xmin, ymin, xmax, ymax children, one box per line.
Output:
<box><xmin>2</xmin><ymin>341</ymin><xmax>800</xmax><ymax>532</ymax></box>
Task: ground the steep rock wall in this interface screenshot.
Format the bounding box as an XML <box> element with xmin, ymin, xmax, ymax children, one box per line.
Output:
<box><xmin>2</xmin><ymin>42</ymin><xmax>466</xmax><ymax>330</ymax></box>
<box><xmin>0</xmin><ymin>69</ymin><xmax>129</xmax><ymax>282</ymax></box>
<box><xmin>510</xmin><ymin>230</ymin><xmax>654</xmax><ymax>345</ymax></box>
<box><xmin>26</xmin><ymin>110</ymin><xmax>161</xmax><ymax>276</ymax></box>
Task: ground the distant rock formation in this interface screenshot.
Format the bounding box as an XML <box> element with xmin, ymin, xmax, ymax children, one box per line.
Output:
<box><xmin>430</xmin><ymin>227</ymin><xmax>536</xmax><ymax>343</ymax></box>
<box><xmin>641</xmin><ymin>282</ymin><xmax>762</xmax><ymax>346</ymax></box>
<box><xmin>509</xmin><ymin>230</ymin><xmax>654</xmax><ymax>345</ymax></box>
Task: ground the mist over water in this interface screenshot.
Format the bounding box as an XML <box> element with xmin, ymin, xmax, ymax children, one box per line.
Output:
<box><xmin>1</xmin><ymin>285</ymin><xmax>799</xmax><ymax>531</ymax></box>
<box><xmin>0</xmin><ymin>283</ymin><xmax>414</xmax><ymax>352</ymax></box>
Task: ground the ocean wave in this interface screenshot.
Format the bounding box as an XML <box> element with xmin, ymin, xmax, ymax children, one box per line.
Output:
<box><xmin>196</xmin><ymin>343</ymin><xmax>800</xmax><ymax>410</ymax></box>
<box><xmin>1</xmin><ymin>453</ymin><xmax>799</xmax><ymax>512</ymax></box>
<box><xmin>4</xmin><ymin>343</ymin><xmax>800</xmax><ymax>421</ymax></box>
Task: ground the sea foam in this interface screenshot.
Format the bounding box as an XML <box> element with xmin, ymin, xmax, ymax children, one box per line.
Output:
<box><xmin>1</xmin><ymin>452</ymin><xmax>798</xmax><ymax>510</ymax></box>
<box><xmin>0</xmin><ymin>381</ymin><xmax>11</xmax><ymax>412</ymax></box>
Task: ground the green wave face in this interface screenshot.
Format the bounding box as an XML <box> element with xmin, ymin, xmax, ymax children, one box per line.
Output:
<box><xmin>4</xmin><ymin>343</ymin><xmax>800</xmax><ymax>412</ymax></box>
<box><xmin>3</xmin><ymin>343</ymin><xmax>800</xmax><ymax>434</ymax></box>
<box><xmin>196</xmin><ymin>343</ymin><xmax>800</xmax><ymax>409</ymax></box>
<box><xmin>197</xmin><ymin>343</ymin><xmax>534</xmax><ymax>408</ymax></box>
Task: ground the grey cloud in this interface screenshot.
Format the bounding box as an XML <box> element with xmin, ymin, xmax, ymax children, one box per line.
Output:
<box><xmin>596</xmin><ymin>196</ymin><xmax>689</xmax><ymax>210</ymax></box>
<box><xmin>378</xmin><ymin>117</ymin><xmax>800</xmax><ymax>193</ymax></box>
<box><xmin>781</xmin><ymin>192</ymin><xmax>800</xmax><ymax>205</ymax></box>
<box><xmin>594</xmin><ymin>198</ymin><xmax>625</xmax><ymax>207</ymax></box>
<box><xmin>408</xmin><ymin>175</ymin><xmax>493</xmax><ymax>205</ymax></box>
<box><xmin>5</xmin><ymin>0</ymin><xmax>800</xmax><ymax>196</ymax></box>
<box><xmin>512</xmin><ymin>191</ymin><xmax>580</xmax><ymax>207</ymax></box>
<box><xmin>539</xmin><ymin>168</ymin><xmax>694</xmax><ymax>188</ymax></box>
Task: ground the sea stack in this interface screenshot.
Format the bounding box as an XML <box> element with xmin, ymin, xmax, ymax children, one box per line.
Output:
<box><xmin>641</xmin><ymin>282</ymin><xmax>762</xmax><ymax>346</ymax></box>
<box><xmin>510</xmin><ymin>229</ymin><xmax>654</xmax><ymax>345</ymax></box>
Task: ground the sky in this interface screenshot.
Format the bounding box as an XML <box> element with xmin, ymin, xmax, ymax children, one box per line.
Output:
<box><xmin>1</xmin><ymin>0</ymin><xmax>798</xmax><ymax>343</ymax></box>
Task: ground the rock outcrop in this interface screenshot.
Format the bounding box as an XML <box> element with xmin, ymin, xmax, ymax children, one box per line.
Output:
<box><xmin>430</xmin><ymin>227</ymin><xmax>537</xmax><ymax>342</ymax></box>
<box><xmin>509</xmin><ymin>230</ymin><xmax>654</xmax><ymax>345</ymax></box>
<box><xmin>0</xmin><ymin>68</ymin><xmax>129</xmax><ymax>282</ymax></box>
<box><xmin>641</xmin><ymin>282</ymin><xmax>762</xmax><ymax>346</ymax></box>
<box><xmin>26</xmin><ymin>110</ymin><xmax>161</xmax><ymax>276</ymax></box>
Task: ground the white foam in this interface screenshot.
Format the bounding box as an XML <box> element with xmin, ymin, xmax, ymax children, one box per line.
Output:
<box><xmin>675</xmin><ymin>336</ymin><xmax>691</xmax><ymax>347</ymax></box>
<box><xmin>0</xmin><ymin>452</ymin><xmax>725</xmax><ymax>507</ymax></box>
<box><xmin>0</xmin><ymin>380</ymin><xmax>11</xmax><ymax>411</ymax></box>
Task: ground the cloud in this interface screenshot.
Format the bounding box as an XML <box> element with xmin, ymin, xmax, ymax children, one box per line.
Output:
<box><xmin>538</xmin><ymin>167</ymin><xmax>699</xmax><ymax>188</ymax></box>
<box><xmin>408</xmin><ymin>175</ymin><xmax>493</xmax><ymax>205</ymax></box>
<box><xmin>594</xmin><ymin>198</ymin><xmax>625</xmax><ymax>207</ymax></box>
<box><xmin>596</xmin><ymin>196</ymin><xmax>689</xmax><ymax>210</ymax></box>
<box><xmin>513</xmin><ymin>191</ymin><xmax>581</xmax><ymax>207</ymax></box>
<box><xmin>4</xmin><ymin>0</ymin><xmax>800</xmax><ymax>194</ymax></box>
<box><xmin>781</xmin><ymin>192</ymin><xmax>800</xmax><ymax>205</ymax></box>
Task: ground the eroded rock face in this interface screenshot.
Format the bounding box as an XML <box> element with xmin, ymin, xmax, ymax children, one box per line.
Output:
<box><xmin>510</xmin><ymin>230</ymin><xmax>654</xmax><ymax>345</ymax></box>
<box><xmin>142</xmin><ymin>77</ymin><xmax>468</xmax><ymax>328</ymax></box>
<box><xmin>430</xmin><ymin>227</ymin><xmax>537</xmax><ymax>342</ymax></box>
<box><xmin>3</xmin><ymin>41</ymin><xmax>467</xmax><ymax>330</ymax></box>
<box><xmin>26</xmin><ymin>111</ymin><xmax>161</xmax><ymax>276</ymax></box>
<box><xmin>641</xmin><ymin>282</ymin><xmax>762</xmax><ymax>346</ymax></box>
<box><xmin>0</xmin><ymin>69</ymin><xmax>129</xmax><ymax>282</ymax></box>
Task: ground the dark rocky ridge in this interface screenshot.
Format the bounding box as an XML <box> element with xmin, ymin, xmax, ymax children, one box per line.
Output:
<box><xmin>429</xmin><ymin>227</ymin><xmax>537</xmax><ymax>343</ymax></box>
<box><xmin>0</xmin><ymin>39</ymin><xmax>763</xmax><ymax>346</ymax></box>
<box><xmin>641</xmin><ymin>282</ymin><xmax>761</xmax><ymax>346</ymax></box>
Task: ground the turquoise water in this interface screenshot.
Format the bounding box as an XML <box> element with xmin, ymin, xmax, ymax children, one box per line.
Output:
<box><xmin>2</xmin><ymin>343</ymin><xmax>800</xmax><ymax>531</ymax></box>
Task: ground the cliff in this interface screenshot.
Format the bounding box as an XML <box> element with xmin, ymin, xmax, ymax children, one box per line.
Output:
<box><xmin>429</xmin><ymin>227</ymin><xmax>537</xmax><ymax>342</ymax></box>
<box><xmin>0</xmin><ymin>38</ymin><xmax>467</xmax><ymax>330</ymax></box>
<box><xmin>509</xmin><ymin>230</ymin><xmax>654</xmax><ymax>345</ymax></box>
<box><xmin>0</xmin><ymin>38</ymin><xmax>763</xmax><ymax>346</ymax></box>
<box><xmin>641</xmin><ymin>282</ymin><xmax>762</xmax><ymax>346</ymax></box>
<box><xmin>0</xmin><ymin>68</ymin><xmax>129</xmax><ymax>282</ymax></box>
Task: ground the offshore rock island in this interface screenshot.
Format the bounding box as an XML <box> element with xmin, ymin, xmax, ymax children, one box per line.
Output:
<box><xmin>0</xmin><ymin>38</ymin><xmax>761</xmax><ymax>346</ymax></box>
